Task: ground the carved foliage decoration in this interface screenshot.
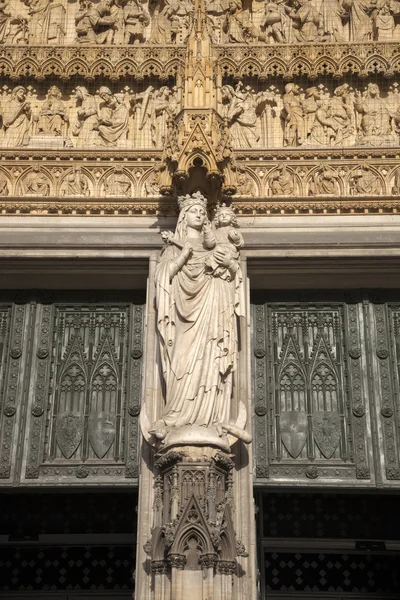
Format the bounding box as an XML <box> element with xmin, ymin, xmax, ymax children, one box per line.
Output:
<box><xmin>23</xmin><ymin>294</ymin><xmax>144</xmax><ymax>483</ymax></box>
<box><xmin>253</xmin><ymin>299</ymin><xmax>371</xmax><ymax>482</ymax></box>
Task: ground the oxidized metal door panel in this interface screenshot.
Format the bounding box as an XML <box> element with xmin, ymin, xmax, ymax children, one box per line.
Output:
<box><xmin>369</xmin><ymin>299</ymin><xmax>400</xmax><ymax>486</ymax></box>
<box><xmin>253</xmin><ymin>296</ymin><xmax>374</xmax><ymax>486</ymax></box>
<box><xmin>19</xmin><ymin>291</ymin><xmax>144</xmax><ymax>485</ymax></box>
<box><xmin>0</xmin><ymin>300</ymin><xmax>33</xmax><ymax>485</ymax></box>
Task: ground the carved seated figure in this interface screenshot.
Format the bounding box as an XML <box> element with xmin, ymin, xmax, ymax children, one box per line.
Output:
<box><xmin>24</xmin><ymin>166</ymin><xmax>50</xmax><ymax>196</ymax></box>
<box><xmin>105</xmin><ymin>166</ymin><xmax>132</xmax><ymax>196</ymax></box>
<box><xmin>354</xmin><ymin>83</ymin><xmax>396</xmax><ymax>146</ymax></box>
<box><xmin>351</xmin><ymin>166</ymin><xmax>381</xmax><ymax>195</ymax></box>
<box><xmin>270</xmin><ymin>165</ymin><xmax>294</xmax><ymax>195</ymax></box>
<box><xmin>61</xmin><ymin>167</ymin><xmax>90</xmax><ymax>197</ymax></box>
<box><xmin>289</xmin><ymin>0</ymin><xmax>319</xmax><ymax>42</ymax></box>
<box><xmin>76</xmin><ymin>0</ymin><xmax>117</xmax><ymax>44</ymax></box>
<box><xmin>37</xmin><ymin>86</ymin><xmax>68</xmax><ymax>137</ymax></box>
<box><xmin>95</xmin><ymin>87</ymin><xmax>129</xmax><ymax>147</ymax></box>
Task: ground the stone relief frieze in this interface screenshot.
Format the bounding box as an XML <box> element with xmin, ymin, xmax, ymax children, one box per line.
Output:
<box><xmin>0</xmin><ymin>0</ymin><xmax>192</xmax><ymax>46</ymax></box>
<box><xmin>0</xmin><ymin>155</ymin><xmax>398</xmax><ymax>211</ymax></box>
<box><xmin>210</xmin><ymin>0</ymin><xmax>400</xmax><ymax>45</ymax></box>
<box><xmin>219</xmin><ymin>80</ymin><xmax>400</xmax><ymax>149</ymax></box>
<box><xmin>0</xmin><ymin>83</ymin><xmax>179</xmax><ymax>149</ymax></box>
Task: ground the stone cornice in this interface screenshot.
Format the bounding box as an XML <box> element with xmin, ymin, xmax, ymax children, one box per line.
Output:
<box><xmin>0</xmin><ymin>45</ymin><xmax>186</xmax><ymax>82</ymax></box>
<box><xmin>215</xmin><ymin>42</ymin><xmax>400</xmax><ymax>80</ymax></box>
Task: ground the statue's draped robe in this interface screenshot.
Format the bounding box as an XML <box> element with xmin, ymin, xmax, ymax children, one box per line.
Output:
<box><xmin>155</xmin><ymin>228</ymin><xmax>244</xmax><ymax>430</ymax></box>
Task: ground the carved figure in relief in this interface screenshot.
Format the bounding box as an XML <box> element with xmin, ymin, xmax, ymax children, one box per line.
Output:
<box><xmin>0</xmin><ymin>174</ymin><xmax>9</xmax><ymax>196</ymax></box>
<box><xmin>308</xmin><ymin>99</ymin><xmax>339</xmax><ymax>146</ymax></box>
<box><xmin>288</xmin><ymin>0</ymin><xmax>319</xmax><ymax>42</ymax></box>
<box><xmin>75</xmin><ymin>0</ymin><xmax>94</xmax><ymax>42</ymax></box>
<box><xmin>354</xmin><ymin>83</ymin><xmax>395</xmax><ymax>145</ymax></box>
<box><xmin>373</xmin><ymin>0</ymin><xmax>394</xmax><ymax>41</ymax></box>
<box><xmin>137</xmin><ymin>86</ymin><xmax>175</xmax><ymax>147</ymax></box>
<box><xmin>80</xmin><ymin>0</ymin><xmax>118</xmax><ymax>44</ymax></box>
<box><xmin>150</xmin><ymin>0</ymin><xmax>193</xmax><ymax>44</ymax></box>
<box><xmin>149</xmin><ymin>192</ymin><xmax>249</xmax><ymax>449</ymax></box>
<box><xmin>350</xmin><ymin>166</ymin><xmax>381</xmax><ymax>195</ymax></box>
<box><xmin>0</xmin><ymin>0</ymin><xmax>28</xmax><ymax>44</ymax></box>
<box><xmin>237</xmin><ymin>166</ymin><xmax>255</xmax><ymax>195</ymax></box>
<box><xmin>206</xmin><ymin>0</ymin><xmax>230</xmax><ymax>43</ymax></box>
<box><xmin>205</xmin><ymin>204</ymin><xmax>244</xmax><ymax>281</ymax></box>
<box><xmin>329</xmin><ymin>84</ymin><xmax>354</xmax><ymax>145</ymax></box>
<box><xmin>342</xmin><ymin>0</ymin><xmax>372</xmax><ymax>41</ymax></box>
<box><xmin>262</xmin><ymin>0</ymin><xmax>290</xmax><ymax>43</ymax></box>
<box><xmin>223</xmin><ymin>0</ymin><xmax>257</xmax><ymax>43</ymax></box>
<box><xmin>72</xmin><ymin>86</ymin><xmax>99</xmax><ymax>147</ymax></box>
<box><xmin>302</xmin><ymin>87</ymin><xmax>319</xmax><ymax>140</ymax></box>
<box><xmin>37</xmin><ymin>86</ymin><xmax>67</xmax><ymax>136</ymax></box>
<box><xmin>105</xmin><ymin>166</ymin><xmax>132</xmax><ymax>195</ymax></box>
<box><xmin>24</xmin><ymin>166</ymin><xmax>50</xmax><ymax>196</ymax></box>
<box><xmin>123</xmin><ymin>0</ymin><xmax>150</xmax><ymax>43</ymax></box>
<box><xmin>95</xmin><ymin>87</ymin><xmax>129</xmax><ymax>147</ymax></box>
<box><xmin>144</xmin><ymin>166</ymin><xmax>162</xmax><ymax>195</ymax></box>
<box><xmin>309</xmin><ymin>164</ymin><xmax>340</xmax><ymax>195</ymax></box>
<box><xmin>221</xmin><ymin>83</ymin><xmax>259</xmax><ymax>148</ymax></box>
<box><xmin>61</xmin><ymin>167</ymin><xmax>90</xmax><ymax>197</ymax></box>
<box><xmin>1</xmin><ymin>86</ymin><xmax>31</xmax><ymax>148</ymax></box>
<box><xmin>318</xmin><ymin>0</ymin><xmax>345</xmax><ymax>42</ymax></box>
<box><xmin>282</xmin><ymin>83</ymin><xmax>303</xmax><ymax>146</ymax></box>
<box><xmin>25</xmin><ymin>0</ymin><xmax>65</xmax><ymax>44</ymax></box>
<box><xmin>269</xmin><ymin>164</ymin><xmax>294</xmax><ymax>195</ymax></box>
<box><xmin>392</xmin><ymin>169</ymin><xmax>400</xmax><ymax>194</ymax></box>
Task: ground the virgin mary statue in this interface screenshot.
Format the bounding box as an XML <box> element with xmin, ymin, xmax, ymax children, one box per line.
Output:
<box><xmin>145</xmin><ymin>192</ymin><xmax>251</xmax><ymax>450</ymax></box>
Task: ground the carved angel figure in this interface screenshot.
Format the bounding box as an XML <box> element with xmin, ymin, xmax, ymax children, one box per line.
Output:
<box><xmin>147</xmin><ymin>192</ymin><xmax>250</xmax><ymax>449</ymax></box>
<box><xmin>1</xmin><ymin>86</ymin><xmax>31</xmax><ymax>147</ymax></box>
<box><xmin>135</xmin><ymin>86</ymin><xmax>176</xmax><ymax>147</ymax></box>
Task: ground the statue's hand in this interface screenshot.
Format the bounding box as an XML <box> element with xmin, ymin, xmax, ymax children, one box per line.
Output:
<box><xmin>180</xmin><ymin>242</ymin><xmax>193</xmax><ymax>261</ymax></box>
<box><xmin>214</xmin><ymin>248</ymin><xmax>232</xmax><ymax>269</ymax></box>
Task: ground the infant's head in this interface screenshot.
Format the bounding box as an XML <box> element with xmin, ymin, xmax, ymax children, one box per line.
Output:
<box><xmin>213</xmin><ymin>204</ymin><xmax>238</xmax><ymax>229</ymax></box>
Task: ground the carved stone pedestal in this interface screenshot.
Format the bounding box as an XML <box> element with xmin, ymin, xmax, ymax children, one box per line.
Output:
<box><xmin>145</xmin><ymin>446</ymin><xmax>246</xmax><ymax>600</ymax></box>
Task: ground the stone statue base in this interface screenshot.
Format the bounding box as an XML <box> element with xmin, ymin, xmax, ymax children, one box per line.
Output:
<box><xmin>158</xmin><ymin>425</ymin><xmax>231</xmax><ymax>453</ymax></box>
